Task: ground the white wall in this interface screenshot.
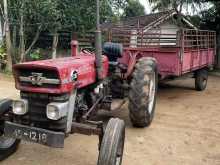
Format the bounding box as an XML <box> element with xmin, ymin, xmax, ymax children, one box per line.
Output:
<box><xmin>158</xmin><ymin>21</ymin><xmax>179</xmax><ymax>46</ymax></box>
<box><xmin>128</xmin><ymin>19</ymin><xmax>185</xmax><ymax>47</ymax></box>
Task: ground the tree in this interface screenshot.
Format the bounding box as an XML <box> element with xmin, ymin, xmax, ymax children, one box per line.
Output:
<box><xmin>7</xmin><ymin>0</ymin><xmax>46</xmax><ymax>62</ymax></box>
<box><xmin>199</xmin><ymin>1</ymin><xmax>220</xmax><ymax>68</ymax></box>
<box><xmin>42</xmin><ymin>0</ymin><xmax>114</xmax><ymax>58</ymax></box>
<box><xmin>0</xmin><ymin>0</ymin><xmax>114</xmax><ymax>67</ymax></box>
<box><xmin>3</xmin><ymin>0</ymin><xmax>13</xmax><ymax>71</ymax></box>
<box><xmin>123</xmin><ymin>0</ymin><xmax>146</xmax><ymax>18</ymax></box>
<box><xmin>110</xmin><ymin>0</ymin><xmax>128</xmax><ymax>17</ymax></box>
<box><xmin>148</xmin><ymin>0</ymin><xmax>201</xmax><ymax>13</ymax></box>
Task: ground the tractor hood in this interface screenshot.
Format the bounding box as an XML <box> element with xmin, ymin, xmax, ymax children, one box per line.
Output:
<box><xmin>13</xmin><ymin>54</ymin><xmax>109</xmax><ymax>94</ymax></box>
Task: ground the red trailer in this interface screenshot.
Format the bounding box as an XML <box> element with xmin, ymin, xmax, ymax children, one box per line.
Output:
<box><xmin>106</xmin><ymin>28</ymin><xmax>216</xmax><ymax>89</ymax></box>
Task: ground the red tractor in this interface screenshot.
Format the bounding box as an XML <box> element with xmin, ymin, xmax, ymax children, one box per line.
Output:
<box><xmin>1</xmin><ymin>2</ymin><xmax>215</xmax><ymax>165</ymax></box>
<box><xmin>0</xmin><ymin>1</ymin><xmax>157</xmax><ymax>165</ymax></box>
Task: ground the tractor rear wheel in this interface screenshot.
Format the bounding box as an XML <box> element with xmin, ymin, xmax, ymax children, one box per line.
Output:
<box><xmin>128</xmin><ymin>57</ymin><xmax>158</xmax><ymax>127</ymax></box>
<box><xmin>97</xmin><ymin>118</ymin><xmax>125</xmax><ymax>165</ymax></box>
<box><xmin>195</xmin><ymin>69</ymin><xmax>208</xmax><ymax>91</ymax></box>
<box><xmin>0</xmin><ymin>99</ymin><xmax>20</xmax><ymax>161</ymax></box>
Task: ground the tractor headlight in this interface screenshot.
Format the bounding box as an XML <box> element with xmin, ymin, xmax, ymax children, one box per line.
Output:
<box><xmin>13</xmin><ymin>99</ymin><xmax>28</xmax><ymax>115</ymax></box>
<box><xmin>46</xmin><ymin>102</ymin><xmax>68</xmax><ymax>120</ymax></box>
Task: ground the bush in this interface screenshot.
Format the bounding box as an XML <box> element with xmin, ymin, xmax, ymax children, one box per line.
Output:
<box><xmin>0</xmin><ymin>43</ymin><xmax>7</xmax><ymax>71</ymax></box>
<box><xmin>0</xmin><ymin>43</ymin><xmax>6</xmax><ymax>60</ymax></box>
<box><xmin>29</xmin><ymin>49</ymin><xmax>42</xmax><ymax>61</ymax></box>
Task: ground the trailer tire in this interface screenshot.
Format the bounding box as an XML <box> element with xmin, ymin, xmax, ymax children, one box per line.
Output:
<box><xmin>0</xmin><ymin>99</ymin><xmax>20</xmax><ymax>161</ymax></box>
<box><xmin>128</xmin><ymin>57</ymin><xmax>158</xmax><ymax>127</ymax></box>
<box><xmin>195</xmin><ymin>69</ymin><xmax>208</xmax><ymax>91</ymax></box>
<box><xmin>97</xmin><ymin>118</ymin><xmax>125</xmax><ymax>165</ymax></box>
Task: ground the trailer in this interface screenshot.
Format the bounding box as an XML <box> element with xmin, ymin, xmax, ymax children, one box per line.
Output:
<box><xmin>105</xmin><ymin>28</ymin><xmax>216</xmax><ymax>90</ymax></box>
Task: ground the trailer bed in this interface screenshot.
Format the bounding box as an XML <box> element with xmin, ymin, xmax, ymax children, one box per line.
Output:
<box><xmin>105</xmin><ymin>28</ymin><xmax>216</xmax><ymax>79</ymax></box>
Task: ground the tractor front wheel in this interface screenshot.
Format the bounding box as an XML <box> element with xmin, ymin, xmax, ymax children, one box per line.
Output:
<box><xmin>97</xmin><ymin>118</ymin><xmax>125</xmax><ymax>165</ymax></box>
<box><xmin>128</xmin><ymin>57</ymin><xmax>158</xmax><ymax>127</ymax></box>
<box><xmin>0</xmin><ymin>99</ymin><xmax>20</xmax><ymax>161</ymax></box>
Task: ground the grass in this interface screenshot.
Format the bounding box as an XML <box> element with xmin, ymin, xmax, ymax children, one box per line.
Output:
<box><xmin>0</xmin><ymin>69</ymin><xmax>12</xmax><ymax>75</ymax></box>
<box><xmin>0</xmin><ymin>69</ymin><xmax>13</xmax><ymax>80</ymax></box>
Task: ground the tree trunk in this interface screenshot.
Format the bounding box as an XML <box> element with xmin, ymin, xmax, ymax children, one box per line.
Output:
<box><xmin>216</xmin><ymin>33</ymin><xmax>220</xmax><ymax>69</ymax></box>
<box><xmin>0</xmin><ymin>4</ymin><xmax>5</xmax><ymax>35</ymax></box>
<box><xmin>19</xmin><ymin>10</ymin><xmax>25</xmax><ymax>62</ymax></box>
<box><xmin>3</xmin><ymin>0</ymin><xmax>12</xmax><ymax>71</ymax></box>
<box><xmin>24</xmin><ymin>25</ymin><xmax>42</xmax><ymax>56</ymax></box>
<box><xmin>52</xmin><ymin>32</ymin><xmax>59</xmax><ymax>59</ymax></box>
<box><xmin>12</xmin><ymin>25</ymin><xmax>17</xmax><ymax>63</ymax></box>
<box><xmin>0</xmin><ymin>15</ymin><xmax>3</xmax><ymax>42</ymax></box>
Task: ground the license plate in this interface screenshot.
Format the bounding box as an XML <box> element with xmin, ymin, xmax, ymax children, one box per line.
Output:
<box><xmin>4</xmin><ymin>121</ymin><xmax>65</xmax><ymax>148</ymax></box>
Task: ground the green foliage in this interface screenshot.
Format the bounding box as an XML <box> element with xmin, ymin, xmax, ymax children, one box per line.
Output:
<box><xmin>110</xmin><ymin>0</ymin><xmax>128</xmax><ymax>16</ymax></box>
<box><xmin>0</xmin><ymin>43</ymin><xmax>6</xmax><ymax>60</ymax></box>
<box><xmin>8</xmin><ymin>0</ymin><xmax>114</xmax><ymax>33</ymax></box>
<box><xmin>148</xmin><ymin>0</ymin><xmax>201</xmax><ymax>13</ymax></box>
<box><xmin>123</xmin><ymin>0</ymin><xmax>146</xmax><ymax>18</ymax></box>
<box><xmin>200</xmin><ymin>2</ymin><xmax>220</xmax><ymax>31</ymax></box>
<box><xmin>29</xmin><ymin>49</ymin><xmax>42</xmax><ymax>61</ymax></box>
<box><xmin>1</xmin><ymin>0</ymin><xmax>163</xmax><ymax>64</ymax></box>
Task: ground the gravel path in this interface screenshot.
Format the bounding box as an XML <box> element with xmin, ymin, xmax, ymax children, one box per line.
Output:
<box><xmin>0</xmin><ymin>73</ymin><xmax>220</xmax><ymax>165</ymax></box>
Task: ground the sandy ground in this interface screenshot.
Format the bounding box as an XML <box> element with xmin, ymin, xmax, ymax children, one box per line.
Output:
<box><xmin>0</xmin><ymin>73</ymin><xmax>220</xmax><ymax>165</ymax></box>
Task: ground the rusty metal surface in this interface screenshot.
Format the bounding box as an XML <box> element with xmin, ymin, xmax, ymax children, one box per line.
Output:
<box><xmin>71</xmin><ymin>122</ymin><xmax>102</xmax><ymax>136</ymax></box>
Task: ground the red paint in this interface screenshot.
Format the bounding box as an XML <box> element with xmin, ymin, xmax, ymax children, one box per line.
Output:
<box><xmin>71</xmin><ymin>40</ymin><xmax>79</xmax><ymax>57</ymax></box>
<box><xmin>120</xmin><ymin>46</ymin><xmax>215</xmax><ymax>79</ymax></box>
<box><xmin>13</xmin><ymin>52</ymin><xmax>109</xmax><ymax>94</ymax></box>
<box><xmin>13</xmin><ymin>32</ymin><xmax>215</xmax><ymax>95</ymax></box>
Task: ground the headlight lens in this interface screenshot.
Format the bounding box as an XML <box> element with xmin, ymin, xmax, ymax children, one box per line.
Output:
<box><xmin>13</xmin><ymin>99</ymin><xmax>28</xmax><ymax>115</ymax></box>
<box><xmin>47</xmin><ymin>105</ymin><xmax>59</xmax><ymax>120</ymax></box>
<box><xmin>46</xmin><ymin>102</ymin><xmax>68</xmax><ymax>120</ymax></box>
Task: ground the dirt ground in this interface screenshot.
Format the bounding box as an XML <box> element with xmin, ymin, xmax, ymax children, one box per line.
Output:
<box><xmin>0</xmin><ymin>73</ymin><xmax>220</xmax><ymax>165</ymax></box>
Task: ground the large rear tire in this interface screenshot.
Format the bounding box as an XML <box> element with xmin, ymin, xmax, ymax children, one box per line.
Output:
<box><xmin>128</xmin><ymin>57</ymin><xmax>158</xmax><ymax>127</ymax></box>
<box><xmin>195</xmin><ymin>69</ymin><xmax>208</xmax><ymax>91</ymax></box>
<box><xmin>97</xmin><ymin>118</ymin><xmax>125</xmax><ymax>165</ymax></box>
<box><xmin>0</xmin><ymin>99</ymin><xmax>20</xmax><ymax>161</ymax></box>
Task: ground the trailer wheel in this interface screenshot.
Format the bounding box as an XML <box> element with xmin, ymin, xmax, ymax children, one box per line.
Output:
<box><xmin>195</xmin><ymin>69</ymin><xmax>208</xmax><ymax>91</ymax></box>
<box><xmin>97</xmin><ymin>118</ymin><xmax>125</xmax><ymax>165</ymax></box>
<box><xmin>128</xmin><ymin>57</ymin><xmax>158</xmax><ymax>127</ymax></box>
<box><xmin>0</xmin><ymin>99</ymin><xmax>20</xmax><ymax>161</ymax></box>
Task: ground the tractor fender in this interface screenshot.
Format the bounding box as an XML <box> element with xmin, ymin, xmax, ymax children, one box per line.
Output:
<box><xmin>125</xmin><ymin>55</ymin><xmax>158</xmax><ymax>79</ymax></box>
<box><xmin>0</xmin><ymin>99</ymin><xmax>12</xmax><ymax>116</ymax></box>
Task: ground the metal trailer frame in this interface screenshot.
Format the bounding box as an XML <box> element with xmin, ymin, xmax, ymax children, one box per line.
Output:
<box><xmin>104</xmin><ymin>28</ymin><xmax>216</xmax><ymax>79</ymax></box>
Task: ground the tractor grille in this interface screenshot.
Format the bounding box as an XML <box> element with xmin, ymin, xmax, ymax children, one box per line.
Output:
<box><xmin>14</xmin><ymin>92</ymin><xmax>69</xmax><ymax>132</ymax></box>
<box><xmin>17</xmin><ymin>68</ymin><xmax>60</xmax><ymax>88</ymax></box>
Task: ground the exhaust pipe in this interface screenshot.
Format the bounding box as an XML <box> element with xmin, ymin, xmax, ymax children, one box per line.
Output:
<box><xmin>95</xmin><ymin>0</ymin><xmax>103</xmax><ymax>80</ymax></box>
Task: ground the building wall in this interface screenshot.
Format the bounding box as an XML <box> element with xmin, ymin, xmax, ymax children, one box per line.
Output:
<box><xmin>158</xmin><ymin>21</ymin><xmax>179</xmax><ymax>46</ymax></box>
<box><xmin>129</xmin><ymin>20</ymin><xmax>180</xmax><ymax>47</ymax></box>
<box><xmin>135</xmin><ymin>21</ymin><xmax>179</xmax><ymax>47</ymax></box>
